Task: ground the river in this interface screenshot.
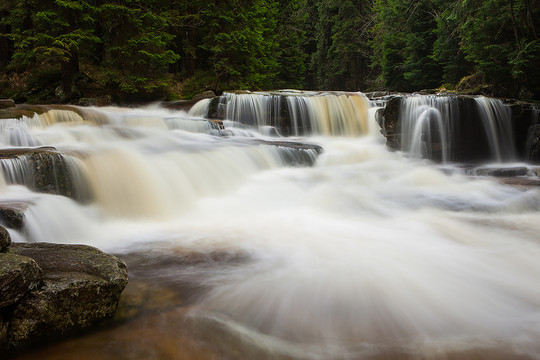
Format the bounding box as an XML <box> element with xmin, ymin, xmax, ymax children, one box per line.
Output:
<box><xmin>2</xmin><ymin>92</ymin><xmax>540</xmax><ymax>359</ymax></box>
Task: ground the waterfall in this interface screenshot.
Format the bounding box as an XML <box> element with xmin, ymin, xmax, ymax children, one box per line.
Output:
<box><xmin>0</xmin><ymin>106</ymin><xmax>321</xmax><ymax>220</ymax></box>
<box><xmin>207</xmin><ymin>91</ymin><xmax>371</xmax><ymax>136</ymax></box>
<box><xmin>474</xmin><ymin>96</ymin><xmax>515</xmax><ymax>162</ymax></box>
<box><xmin>1</xmin><ymin>93</ymin><xmax>540</xmax><ymax>359</ymax></box>
<box><xmin>400</xmin><ymin>95</ymin><xmax>516</xmax><ymax>163</ymax></box>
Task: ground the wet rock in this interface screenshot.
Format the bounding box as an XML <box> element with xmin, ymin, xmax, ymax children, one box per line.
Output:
<box><xmin>525</xmin><ymin>124</ymin><xmax>540</xmax><ymax>163</ymax></box>
<box><xmin>474</xmin><ymin>166</ymin><xmax>528</xmax><ymax>177</ymax></box>
<box><xmin>378</xmin><ymin>96</ymin><xmax>402</xmax><ymax>152</ymax></box>
<box><xmin>0</xmin><ymin>226</ymin><xmax>10</xmax><ymax>252</ymax></box>
<box><xmin>0</xmin><ymin>204</ymin><xmax>27</xmax><ymax>230</ymax></box>
<box><xmin>6</xmin><ymin>243</ymin><xmax>128</xmax><ymax>346</ymax></box>
<box><xmin>0</xmin><ymin>252</ymin><xmax>42</xmax><ymax>308</ymax></box>
<box><xmin>0</xmin><ymin>99</ymin><xmax>15</xmax><ymax>109</ymax></box>
<box><xmin>0</xmin><ymin>148</ymin><xmax>89</xmax><ymax>201</ymax></box>
<box><xmin>498</xmin><ymin>177</ymin><xmax>540</xmax><ymax>187</ymax></box>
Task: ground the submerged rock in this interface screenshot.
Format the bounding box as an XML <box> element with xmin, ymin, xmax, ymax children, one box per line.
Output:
<box><xmin>474</xmin><ymin>166</ymin><xmax>528</xmax><ymax>177</ymax></box>
<box><xmin>3</xmin><ymin>243</ymin><xmax>128</xmax><ymax>347</ymax></box>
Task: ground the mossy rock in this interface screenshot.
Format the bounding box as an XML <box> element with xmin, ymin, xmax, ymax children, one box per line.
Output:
<box><xmin>6</xmin><ymin>243</ymin><xmax>128</xmax><ymax>346</ymax></box>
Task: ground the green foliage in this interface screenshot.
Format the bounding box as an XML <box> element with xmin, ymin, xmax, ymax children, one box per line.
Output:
<box><xmin>199</xmin><ymin>0</ymin><xmax>280</xmax><ymax>92</ymax></box>
<box><xmin>97</xmin><ymin>1</ymin><xmax>179</xmax><ymax>95</ymax></box>
<box><xmin>181</xmin><ymin>70</ymin><xmax>218</xmax><ymax>100</ymax></box>
<box><xmin>272</xmin><ymin>0</ymin><xmax>308</xmax><ymax>89</ymax></box>
<box><xmin>1</xmin><ymin>0</ymin><xmax>539</xmax><ymax>101</ymax></box>
<box><xmin>372</xmin><ymin>0</ymin><xmax>442</xmax><ymax>91</ymax></box>
<box><xmin>310</xmin><ymin>0</ymin><xmax>373</xmax><ymax>90</ymax></box>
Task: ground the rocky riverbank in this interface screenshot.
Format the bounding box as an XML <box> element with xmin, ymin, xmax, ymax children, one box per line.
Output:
<box><xmin>0</xmin><ymin>227</ymin><xmax>128</xmax><ymax>350</ymax></box>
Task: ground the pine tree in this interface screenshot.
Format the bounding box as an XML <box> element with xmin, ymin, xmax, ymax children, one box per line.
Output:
<box><xmin>6</xmin><ymin>0</ymin><xmax>100</xmax><ymax>100</ymax></box>
<box><xmin>199</xmin><ymin>0</ymin><xmax>279</xmax><ymax>92</ymax></box>
<box><xmin>97</xmin><ymin>0</ymin><xmax>179</xmax><ymax>96</ymax></box>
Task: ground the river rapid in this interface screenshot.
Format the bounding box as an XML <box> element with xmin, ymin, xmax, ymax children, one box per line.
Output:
<box><xmin>2</xmin><ymin>94</ymin><xmax>540</xmax><ymax>359</ymax></box>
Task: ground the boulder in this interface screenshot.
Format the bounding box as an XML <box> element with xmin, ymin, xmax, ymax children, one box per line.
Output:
<box><xmin>0</xmin><ymin>99</ymin><xmax>15</xmax><ymax>109</ymax></box>
<box><xmin>5</xmin><ymin>243</ymin><xmax>128</xmax><ymax>345</ymax></box>
<box><xmin>0</xmin><ymin>253</ymin><xmax>42</xmax><ymax>308</ymax></box>
<box><xmin>0</xmin><ymin>205</ymin><xmax>26</xmax><ymax>230</ymax></box>
<box><xmin>0</xmin><ymin>226</ymin><xmax>10</xmax><ymax>252</ymax></box>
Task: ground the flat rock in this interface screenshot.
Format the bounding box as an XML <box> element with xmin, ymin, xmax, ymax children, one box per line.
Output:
<box><xmin>0</xmin><ymin>253</ymin><xmax>42</xmax><ymax>308</ymax></box>
<box><xmin>0</xmin><ymin>99</ymin><xmax>15</xmax><ymax>109</ymax></box>
<box><xmin>6</xmin><ymin>243</ymin><xmax>128</xmax><ymax>345</ymax></box>
<box><xmin>474</xmin><ymin>166</ymin><xmax>528</xmax><ymax>177</ymax></box>
<box><xmin>498</xmin><ymin>177</ymin><xmax>540</xmax><ymax>187</ymax></box>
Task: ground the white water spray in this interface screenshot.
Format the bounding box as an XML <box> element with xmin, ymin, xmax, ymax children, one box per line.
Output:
<box><xmin>0</xmin><ymin>96</ymin><xmax>539</xmax><ymax>359</ymax></box>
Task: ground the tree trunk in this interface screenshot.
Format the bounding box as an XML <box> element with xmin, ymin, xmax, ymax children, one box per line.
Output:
<box><xmin>61</xmin><ymin>51</ymin><xmax>80</xmax><ymax>101</ymax></box>
<box><xmin>509</xmin><ymin>0</ymin><xmax>522</xmax><ymax>51</ymax></box>
<box><xmin>525</xmin><ymin>0</ymin><xmax>537</xmax><ymax>39</ymax></box>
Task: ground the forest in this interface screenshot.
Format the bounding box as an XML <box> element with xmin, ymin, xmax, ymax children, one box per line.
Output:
<box><xmin>0</xmin><ymin>0</ymin><xmax>538</xmax><ymax>103</ymax></box>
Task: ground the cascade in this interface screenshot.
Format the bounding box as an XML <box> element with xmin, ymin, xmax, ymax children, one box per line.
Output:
<box><xmin>1</xmin><ymin>92</ymin><xmax>540</xmax><ymax>359</ymax></box>
<box><xmin>399</xmin><ymin>94</ymin><xmax>516</xmax><ymax>163</ymax></box>
<box><xmin>205</xmin><ymin>90</ymin><xmax>371</xmax><ymax>136</ymax></box>
<box><xmin>0</xmin><ymin>149</ymin><xmax>90</xmax><ymax>201</ymax></box>
<box><xmin>0</xmin><ymin>106</ymin><xmax>321</xmax><ymax>219</ymax></box>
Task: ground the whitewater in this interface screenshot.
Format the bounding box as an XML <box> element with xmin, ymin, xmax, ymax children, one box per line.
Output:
<box><xmin>2</xmin><ymin>92</ymin><xmax>540</xmax><ymax>359</ymax></box>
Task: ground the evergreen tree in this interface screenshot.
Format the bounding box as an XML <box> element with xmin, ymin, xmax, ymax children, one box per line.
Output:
<box><xmin>97</xmin><ymin>0</ymin><xmax>179</xmax><ymax>96</ymax></box>
<box><xmin>0</xmin><ymin>0</ymin><xmax>17</xmax><ymax>67</ymax></box>
<box><xmin>310</xmin><ymin>0</ymin><xmax>373</xmax><ymax>90</ymax></box>
<box><xmin>371</xmin><ymin>0</ymin><xmax>409</xmax><ymax>90</ymax></box>
<box><xmin>401</xmin><ymin>0</ymin><xmax>442</xmax><ymax>90</ymax></box>
<box><xmin>6</xmin><ymin>0</ymin><xmax>100</xmax><ymax>100</ymax></box>
<box><xmin>272</xmin><ymin>0</ymin><xmax>308</xmax><ymax>89</ymax></box>
<box><xmin>431</xmin><ymin>0</ymin><xmax>472</xmax><ymax>85</ymax></box>
<box><xmin>372</xmin><ymin>0</ymin><xmax>442</xmax><ymax>91</ymax></box>
<box><xmin>199</xmin><ymin>0</ymin><xmax>280</xmax><ymax>92</ymax></box>
<box><xmin>456</xmin><ymin>0</ymin><xmax>539</xmax><ymax>98</ymax></box>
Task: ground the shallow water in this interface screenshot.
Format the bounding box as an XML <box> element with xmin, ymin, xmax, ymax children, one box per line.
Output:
<box><xmin>2</xmin><ymin>102</ymin><xmax>540</xmax><ymax>359</ymax></box>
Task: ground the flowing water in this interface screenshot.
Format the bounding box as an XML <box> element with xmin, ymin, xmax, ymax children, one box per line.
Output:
<box><xmin>400</xmin><ymin>95</ymin><xmax>516</xmax><ymax>162</ymax></box>
<box><xmin>2</xmin><ymin>93</ymin><xmax>540</xmax><ymax>359</ymax></box>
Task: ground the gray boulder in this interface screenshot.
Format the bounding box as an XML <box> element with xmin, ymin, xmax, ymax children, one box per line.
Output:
<box><xmin>5</xmin><ymin>243</ymin><xmax>128</xmax><ymax>346</ymax></box>
<box><xmin>0</xmin><ymin>253</ymin><xmax>42</xmax><ymax>308</ymax></box>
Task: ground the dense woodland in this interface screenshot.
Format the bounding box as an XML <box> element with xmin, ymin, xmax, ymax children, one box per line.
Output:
<box><xmin>0</xmin><ymin>0</ymin><xmax>538</xmax><ymax>103</ymax></box>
